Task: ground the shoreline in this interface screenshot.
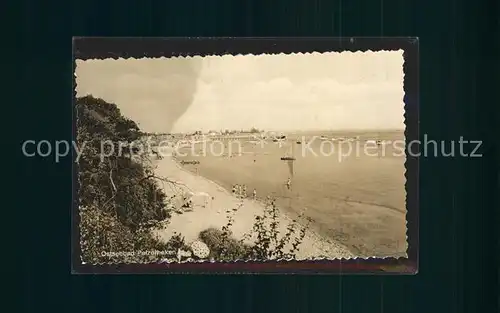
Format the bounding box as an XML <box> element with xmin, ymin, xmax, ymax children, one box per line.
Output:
<box><xmin>170</xmin><ymin>156</ymin><xmax>406</xmax><ymax>258</ymax></box>
<box><xmin>152</xmin><ymin>155</ymin><xmax>356</xmax><ymax>260</ymax></box>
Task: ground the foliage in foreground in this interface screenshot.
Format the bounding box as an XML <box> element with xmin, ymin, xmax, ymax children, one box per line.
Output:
<box><xmin>199</xmin><ymin>228</ymin><xmax>252</xmax><ymax>261</ymax></box>
<box><xmin>195</xmin><ymin>199</ymin><xmax>310</xmax><ymax>262</ymax></box>
<box><xmin>77</xmin><ymin>95</ymin><xmax>171</xmax><ymax>264</ymax></box>
<box><xmin>80</xmin><ymin>206</ymin><xmax>168</xmax><ymax>263</ymax></box>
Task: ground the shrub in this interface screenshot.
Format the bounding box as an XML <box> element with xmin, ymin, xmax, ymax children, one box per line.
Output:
<box><xmin>164</xmin><ymin>232</ymin><xmax>190</xmax><ymax>251</ymax></box>
<box><xmin>245</xmin><ymin>199</ymin><xmax>309</xmax><ymax>260</ymax></box>
<box><xmin>197</xmin><ymin>199</ymin><xmax>309</xmax><ymax>261</ymax></box>
<box><xmin>79</xmin><ymin>206</ymin><xmax>167</xmax><ymax>264</ymax></box>
<box><xmin>199</xmin><ymin>228</ymin><xmax>251</xmax><ymax>261</ymax></box>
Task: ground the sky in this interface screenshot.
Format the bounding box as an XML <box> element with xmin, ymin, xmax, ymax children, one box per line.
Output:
<box><xmin>75</xmin><ymin>51</ymin><xmax>405</xmax><ymax>133</ymax></box>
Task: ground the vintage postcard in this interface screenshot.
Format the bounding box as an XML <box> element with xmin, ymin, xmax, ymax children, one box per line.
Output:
<box><xmin>72</xmin><ymin>38</ymin><xmax>418</xmax><ymax>274</ymax></box>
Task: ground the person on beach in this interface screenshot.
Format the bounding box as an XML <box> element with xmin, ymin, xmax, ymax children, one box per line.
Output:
<box><xmin>232</xmin><ymin>185</ymin><xmax>236</xmax><ymax>195</ymax></box>
<box><xmin>265</xmin><ymin>195</ymin><xmax>272</xmax><ymax>205</ymax></box>
<box><xmin>181</xmin><ymin>197</ymin><xmax>192</xmax><ymax>210</ymax></box>
<box><xmin>286</xmin><ymin>177</ymin><xmax>291</xmax><ymax>190</ymax></box>
<box><xmin>252</xmin><ymin>188</ymin><xmax>257</xmax><ymax>199</ymax></box>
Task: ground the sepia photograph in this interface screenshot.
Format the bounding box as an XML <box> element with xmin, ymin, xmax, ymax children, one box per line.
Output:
<box><xmin>74</xmin><ymin>44</ymin><xmax>413</xmax><ymax>268</ymax></box>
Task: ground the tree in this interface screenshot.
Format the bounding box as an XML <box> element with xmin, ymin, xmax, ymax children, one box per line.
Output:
<box><xmin>76</xmin><ymin>95</ymin><xmax>172</xmax><ymax>263</ymax></box>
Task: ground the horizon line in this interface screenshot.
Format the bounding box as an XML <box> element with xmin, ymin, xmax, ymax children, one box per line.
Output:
<box><xmin>143</xmin><ymin>128</ymin><xmax>406</xmax><ymax>134</ymax></box>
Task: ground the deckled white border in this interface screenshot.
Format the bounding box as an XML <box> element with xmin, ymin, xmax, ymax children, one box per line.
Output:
<box><xmin>74</xmin><ymin>49</ymin><xmax>409</xmax><ymax>266</ymax></box>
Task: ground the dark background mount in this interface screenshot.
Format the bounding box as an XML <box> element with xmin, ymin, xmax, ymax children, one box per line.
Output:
<box><xmin>11</xmin><ymin>0</ymin><xmax>499</xmax><ymax>312</ymax></box>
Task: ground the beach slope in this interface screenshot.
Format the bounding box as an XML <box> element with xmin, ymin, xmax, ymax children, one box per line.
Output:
<box><xmin>152</xmin><ymin>156</ymin><xmax>354</xmax><ymax>260</ymax></box>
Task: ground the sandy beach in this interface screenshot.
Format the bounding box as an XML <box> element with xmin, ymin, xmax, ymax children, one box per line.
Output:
<box><xmin>152</xmin><ymin>156</ymin><xmax>355</xmax><ymax>260</ymax></box>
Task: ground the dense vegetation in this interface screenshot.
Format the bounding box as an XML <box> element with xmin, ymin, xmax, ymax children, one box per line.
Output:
<box><xmin>77</xmin><ymin>95</ymin><xmax>306</xmax><ymax>264</ymax></box>
<box><xmin>77</xmin><ymin>95</ymin><xmax>172</xmax><ymax>263</ymax></box>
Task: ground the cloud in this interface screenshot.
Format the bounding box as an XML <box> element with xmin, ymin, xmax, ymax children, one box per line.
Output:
<box><xmin>75</xmin><ymin>58</ymin><xmax>202</xmax><ymax>132</ymax></box>
<box><xmin>76</xmin><ymin>51</ymin><xmax>405</xmax><ymax>133</ymax></box>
